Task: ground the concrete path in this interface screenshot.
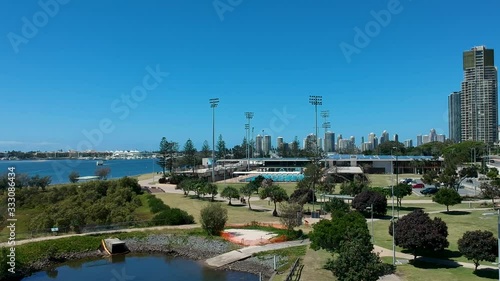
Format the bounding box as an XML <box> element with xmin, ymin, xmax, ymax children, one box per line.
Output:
<box><xmin>374</xmin><ymin>245</ymin><xmax>497</xmax><ymax>270</ymax></box>
<box><xmin>205</xmin><ymin>239</ymin><xmax>310</xmax><ymax>268</ymax></box>
<box><xmin>0</xmin><ymin>224</ymin><xmax>201</xmax><ymax>247</ymax></box>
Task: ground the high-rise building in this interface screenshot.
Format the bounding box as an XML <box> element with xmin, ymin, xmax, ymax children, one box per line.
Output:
<box><xmin>306</xmin><ymin>134</ymin><xmax>316</xmax><ymax>151</ymax></box>
<box><xmin>461</xmin><ymin>46</ymin><xmax>498</xmax><ymax>144</ymax></box>
<box><xmin>449</xmin><ymin>91</ymin><xmax>462</xmax><ymax>143</ymax></box>
<box><xmin>404</xmin><ymin>139</ymin><xmax>413</xmax><ymax>148</ymax></box>
<box><xmin>437</xmin><ymin>134</ymin><xmax>446</xmax><ymax>143</ymax></box>
<box><xmin>263</xmin><ymin>135</ymin><xmax>271</xmax><ymax>156</ymax></box>
<box><xmin>324</xmin><ymin>131</ymin><xmax>335</xmax><ymax>153</ymax></box>
<box><xmin>255</xmin><ymin>135</ymin><xmax>263</xmax><ymax>156</ymax></box>
<box><xmin>422</xmin><ymin>135</ymin><xmax>430</xmax><ymax>144</ymax></box>
<box><xmin>277</xmin><ymin>137</ymin><xmax>284</xmax><ymax>150</ymax></box>
<box><xmin>393</xmin><ymin>134</ymin><xmax>399</xmax><ymax>143</ymax></box>
<box><xmin>337</xmin><ymin>134</ymin><xmax>343</xmax><ymax>150</ymax></box>
<box><xmin>380</xmin><ymin>130</ymin><xmax>389</xmax><ymax>144</ymax></box>
<box><xmin>429</xmin><ymin>129</ymin><xmax>438</xmax><ymax>142</ymax></box>
<box><xmin>416</xmin><ymin>135</ymin><xmax>423</xmax><ymax>146</ymax></box>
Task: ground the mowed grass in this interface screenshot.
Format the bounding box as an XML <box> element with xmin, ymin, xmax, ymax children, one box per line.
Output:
<box><xmin>297</xmin><ymin>247</ymin><xmax>335</xmax><ymax>281</ymax></box>
<box><xmin>373</xmin><ymin>208</ymin><xmax>498</xmax><ymax>263</ymax></box>
<box><xmin>368</xmin><ymin>174</ymin><xmax>422</xmax><ymax>187</ymax></box>
<box><xmin>0</xmin><ymin>208</ymin><xmax>41</xmax><ymax>242</ymax></box>
<box><xmin>154</xmin><ymin>193</ymin><xmax>281</xmax><ymax>225</ymax></box>
<box><xmin>379</xmin><ymin>257</ymin><xmax>498</xmax><ymax>281</ymax></box>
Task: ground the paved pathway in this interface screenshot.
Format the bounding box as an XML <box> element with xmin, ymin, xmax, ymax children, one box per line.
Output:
<box><xmin>205</xmin><ymin>239</ymin><xmax>310</xmax><ymax>268</ymax></box>
<box><xmin>374</xmin><ymin>245</ymin><xmax>497</xmax><ymax>270</ymax></box>
<box><xmin>0</xmin><ymin>224</ymin><xmax>201</xmax><ymax>247</ymax></box>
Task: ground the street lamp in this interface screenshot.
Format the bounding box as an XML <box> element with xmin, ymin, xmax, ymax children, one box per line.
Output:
<box><xmin>245</xmin><ymin>112</ymin><xmax>254</xmax><ymax>171</ymax></box>
<box><xmin>309</xmin><ymin>95</ymin><xmax>322</xmax><ymax>215</ymax></box>
<box><xmin>322</xmin><ymin>121</ymin><xmax>330</xmax><ymax>168</ymax></box>
<box><xmin>366</xmin><ymin>204</ymin><xmax>374</xmax><ymax>244</ymax></box>
<box><xmin>391</xmin><ymin>147</ymin><xmax>397</xmax><ymax>266</ymax></box>
<box><xmin>210</xmin><ymin>98</ymin><xmax>219</xmax><ymax>183</ymax></box>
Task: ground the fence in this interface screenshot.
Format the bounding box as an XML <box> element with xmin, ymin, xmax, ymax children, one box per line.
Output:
<box><xmin>285</xmin><ymin>258</ymin><xmax>303</xmax><ymax>281</ymax></box>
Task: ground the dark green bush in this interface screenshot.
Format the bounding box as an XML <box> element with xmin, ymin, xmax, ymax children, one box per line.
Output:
<box><xmin>151</xmin><ymin>208</ymin><xmax>194</xmax><ymax>226</ymax></box>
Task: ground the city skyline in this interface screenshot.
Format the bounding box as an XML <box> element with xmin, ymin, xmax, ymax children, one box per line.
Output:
<box><xmin>1</xmin><ymin>1</ymin><xmax>499</xmax><ymax>152</ymax></box>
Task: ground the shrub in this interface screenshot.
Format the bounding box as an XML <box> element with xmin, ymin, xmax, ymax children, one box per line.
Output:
<box><xmin>151</xmin><ymin>208</ymin><xmax>194</xmax><ymax>226</ymax></box>
<box><xmin>158</xmin><ymin>177</ymin><xmax>167</xmax><ymax>184</ymax></box>
<box><xmin>147</xmin><ymin>195</ymin><xmax>170</xmax><ymax>213</ymax></box>
<box><xmin>200</xmin><ymin>203</ymin><xmax>228</xmax><ymax>236</ymax></box>
<box><xmin>324</xmin><ymin>198</ymin><xmax>350</xmax><ymax>214</ymax></box>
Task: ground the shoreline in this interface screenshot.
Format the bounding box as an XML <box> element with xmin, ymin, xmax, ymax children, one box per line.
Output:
<box><xmin>15</xmin><ymin>234</ymin><xmax>274</xmax><ymax>281</ymax></box>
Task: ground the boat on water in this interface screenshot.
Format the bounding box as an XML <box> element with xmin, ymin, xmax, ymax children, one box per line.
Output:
<box><xmin>96</xmin><ymin>160</ymin><xmax>104</xmax><ymax>166</ymax></box>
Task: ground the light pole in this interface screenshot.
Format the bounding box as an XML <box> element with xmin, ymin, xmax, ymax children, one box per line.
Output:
<box><xmin>210</xmin><ymin>98</ymin><xmax>219</xmax><ymax>183</ymax></box>
<box><xmin>391</xmin><ymin>147</ymin><xmax>397</xmax><ymax>266</ymax></box>
<box><xmin>309</xmin><ymin>95</ymin><xmax>322</xmax><ymax>215</ymax></box>
<box><xmin>245</xmin><ymin>123</ymin><xmax>250</xmax><ymax>170</ymax></box>
<box><xmin>245</xmin><ymin>112</ymin><xmax>254</xmax><ymax>171</ymax></box>
<box><xmin>366</xmin><ymin>204</ymin><xmax>374</xmax><ymax>244</ymax></box>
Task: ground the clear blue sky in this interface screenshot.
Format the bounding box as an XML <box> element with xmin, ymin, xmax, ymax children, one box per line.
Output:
<box><xmin>1</xmin><ymin>0</ymin><xmax>499</xmax><ymax>152</ymax></box>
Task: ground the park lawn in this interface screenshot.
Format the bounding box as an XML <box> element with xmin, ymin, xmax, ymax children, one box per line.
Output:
<box><xmin>373</xmin><ymin>209</ymin><xmax>497</xmax><ymax>263</ymax></box>
<box><xmin>154</xmin><ymin>193</ymin><xmax>281</xmax><ymax>225</ymax></box>
<box><xmin>295</xmin><ymin>247</ymin><xmax>335</xmax><ymax>281</ymax></box>
<box><xmin>368</xmin><ymin>174</ymin><xmax>422</xmax><ymax>187</ymax></box>
<box><xmin>255</xmin><ymin>245</ymin><xmax>307</xmax><ymax>279</ymax></box>
<box><xmin>216</xmin><ymin>182</ymin><xmax>297</xmax><ymax>196</ymax></box>
<box><xmin>0</xmin><ymin>208</ymin><xmax>41</xmax><ymax>242</ymax></box>
<box><xmin>379</xmin><ymin>257</ymin><xmax>498</xmax><ymax>281</ymax></box>
<box><xmin>132</xmin><ymin>193</ymin><xmax>155</xmax><ymax>220</ymax></box>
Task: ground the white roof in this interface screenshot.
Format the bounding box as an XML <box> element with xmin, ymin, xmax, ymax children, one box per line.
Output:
<box><xmin>327</xmin><ymin>166</ymin><xmax>363</xmax><ymax>174</ymax></box>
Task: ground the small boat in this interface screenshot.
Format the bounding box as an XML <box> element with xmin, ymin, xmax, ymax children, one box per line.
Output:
<box><xmin>96</xmin><ymin>160</ymin><xmax>104</xmax><ymax>166</ymax></box>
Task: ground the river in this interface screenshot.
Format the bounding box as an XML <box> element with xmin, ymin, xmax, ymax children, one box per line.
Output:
<box><xmin>0</xmin><ymin>159</ymin><xmax>159</xmax><ymax>184</ymax></box>
<box><xmin>22</xmin><ymin>254</ymin><xmax>259</xmax><ymax>281</ymax></box>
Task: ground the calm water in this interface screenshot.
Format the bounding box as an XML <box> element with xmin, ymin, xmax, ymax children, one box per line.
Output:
<box><xmin>0</xmin><ymin>159</ymin><xmax>158</xmax><ymax>184</ymax></box>
<box><xmin>22</xmin><ymin>255</ymin><xmax>259</xmax><ymax>281</ymax></box>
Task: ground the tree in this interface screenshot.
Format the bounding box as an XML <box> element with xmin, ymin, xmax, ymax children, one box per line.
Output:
<box><xmin>279</xmin><ymin>202</ymin><xmax>302</xmax><ymax>233</ymax></box>
<box><xmin>216</xmin><ymin>134</ymin><xmax>226</xmax><ymax>160</ymax></box>
<box><xmin>205</xmin><ymin>183</ymin><xmax>218</xmax><ymax>201</ymax></box>
<box><xmin>200</xmin><ymin>203</ymin><xmax>228</xmax><ymax>236</ymax></box>
<box><xmin>29</xmin><ymin>175</ymin><xmax>52</xmax><ymax>190</ymax></box>
<box><xmin>422</xmin><ymin>169</ymin><xmax>439</xmax><ymax>185</ymax></box>
<box><xmin>68</xmin><ymin>171</ymin><xmax>80</xmax><ymax>183</ymax></box>
<box><xmin>389</xmin><ymin>209</ymin><xmax>449</xmax><ymax>258</ymax></box>
<box><xmin>325</xmin><ymin>239</ymin><xmax>393</xmax><ymax>281</ymax></box>
<box><xmin>183</xmin><ymin>139</ymin><xmax>197</xmax><ymax>173</ymax></box>
<box><xmin>393</xmin><ymin>183</ymin><xmax>412</xmax><ymax>208</ymax></box>
<box><xmin>432</xmin><ymin>188</ymin><xmax>462</xmax><ymax>212</ymax></box>
<box><xmin>352</xmin><ymin>190</ymin><xmax>387</xmax><ymax>216</ymax></box>
<box><xmin>240</xmin><ymin>182</ymin><xmax>258</xmax><ymax>210</ymax></box>
<box><xmin>259</xmin><ymin>185</ymin><xmax>289</xmax><ymax>216</ymax></box>
<box><xmin>221</xmin><ymin>186</ymin><xmax>240</xmax><ymax>205</ymax></box>
<box><xmin>458</xmin><ymin>230</ymin><xmax>498</xmax><ymax>272</ymax></box>
<box><xmin>339</xmin><ymin>180</ymin><xmax>368</xmax><ymax>197</ymax></box>
<box><xmin>480</xmin><ymin>181</ymin><xmax>500</xmax><ymax>205</ymax></box>
<box><xmin>310</xmin><ymin>211</ymin><xmax>370</xmax><ymax>253</ymax></box>
<box><xmin>487</xmin><ymin>168</ymin><xmax>499</xmax><ymax>180</ymax></box>
<box><xmin>159</xmin><ymin>137</ymin><xmax>179</xmax><ymax>175</ymax></box>
<box><xmin>201</xmin><ymin>140</ymin><xmax>211</xmax><ymax>158</ymax></box>
<box><xmin>324</xmin><ymin>198</ymin><xmax>350</xmax><ymax>214</ymax></box>
<box><xmin>95</xmin><ymin>167</ymin><xmax>111</xmax><ymax>180</ymax></box>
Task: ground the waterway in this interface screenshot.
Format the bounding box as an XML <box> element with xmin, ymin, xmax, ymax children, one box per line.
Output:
<box><xmin>22</xmin><ymin>254</ymin><xmax>259</xmax><ymax>281</ymax></box>
<box><xmin>0</xmin><ymin>159</ymin><xmax>158</xmax><ymax>184</ymax></box>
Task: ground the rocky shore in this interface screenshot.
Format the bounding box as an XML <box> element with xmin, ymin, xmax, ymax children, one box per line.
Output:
<box><xmin>19</xmin><ymin>234</ymin><xmax>275</xmax><ymax>281</ymax></box>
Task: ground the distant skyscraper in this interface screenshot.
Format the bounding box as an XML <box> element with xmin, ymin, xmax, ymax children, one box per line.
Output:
<box><xmin>393</xmin><ymin>134</ymin><xmax>399</xmax><ymax>143</ymax></box>
<box><xmin>448</xmin><ymin>91</ymin><xmax>462</xmax><ymax>142</ymax></box>
<box><xmin>404</xmin><ymin>139</ymin><xmax>413</xmax><ymax>148</ymax></box>
<box><xmin>461</xmin><ymin>46</ymin><xmax>498</xmax><ymax>144</ymax></box>
<box><xmin>263</xmin><ymin>135</ymin><xmax>271</xmax><ymax>155</ymax></box>
<box><xmin>324</xmin><ymin>131</ymin><xmax>335</xmax><ymax>153</ymax></box>
<box><xmin>368</xmin><ymin>132</ymin><xmax>376</xmax><ymax>149</ymax></box>
<box><xmin>422</xmin><ymin>135</ymin><xmax>430</xmax><ymax>144</ymax></box>
<box><xmin>306</xmin><ymin>134</ymin><xmax>316</xmax><ymax>151</ymax></box>
<box><xmin>277</xmin><ymin>137</ymin><xmax>284</xmax><ymax>150</ymax></box>
<box><xmin>437</xmin><ymin>134</ymin><xmax>446</xmax><ymax>143</ymax></box>
<box><xmin>337</xmin><ymin>134</ymin><xmax>343</xmax><ymax>151</ymax></box>
<box><xmin>380</xmin><ymin>130</ymin><xmax>389</xmax><ymax>144</ymax></box>
<box><xmin>256</xmin><ymin>135</ymin><xmax>263</xmax><ymax>156</ymax></box>
<box><xmin>417</xmin><ymin>135</ymin><xmax>423</xmax><ymax>146</ymax></box>
<box><xmin>429</xmin><ymin>129</ymin><xmax>438</xmax><ymax>142</ymax></box>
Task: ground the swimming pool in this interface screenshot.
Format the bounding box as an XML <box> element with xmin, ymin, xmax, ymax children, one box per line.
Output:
<box><xmin>241</xmin><ymin>173</ymin><xmax>305</xmax><ymax>182</ymax></box>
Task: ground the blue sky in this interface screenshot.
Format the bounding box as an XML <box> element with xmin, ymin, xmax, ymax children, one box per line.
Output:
<box><xmin>1</xmin><ymin>0</ymin><xmax>499</xmax><ymax>152</ymax></box>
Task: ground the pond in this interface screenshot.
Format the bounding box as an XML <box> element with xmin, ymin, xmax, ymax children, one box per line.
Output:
<box><xmin>23</xmin><ymin>254</ymin><xmax>259</xmax><ymax>281</ymax></box>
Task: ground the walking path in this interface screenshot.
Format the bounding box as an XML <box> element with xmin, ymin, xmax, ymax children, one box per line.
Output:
<box><xmin>205</xmin><ymin>239</ymin><xmax>310</xmax><ymax>268</ymax></box>
<box><xmin>0</xmin><ymin>224</ymin><xmax>201</xmax><ymax>247</ymax></box>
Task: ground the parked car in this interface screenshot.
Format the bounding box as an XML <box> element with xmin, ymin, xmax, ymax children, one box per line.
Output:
<box><xmin>412</xmin><ymin>183</ymin><xmax>425</xmax><ymax>188</ymax></box>
<box><xmin>420</xmin><ymin>187</ymin><xmax>438</xmax><ymax>195</ymax></box>
<box><xmin>400</xmin><ymin>178</ymin><xmax>413</xmax><ymax>184</ymax></box>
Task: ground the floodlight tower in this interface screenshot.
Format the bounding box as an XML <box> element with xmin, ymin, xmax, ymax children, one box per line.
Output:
<box><xmin>309</xmin><ymin>96</ymin><xmax>323</xmax><ymax>162</ymax></box>
<box><xmin>209</xmin><ymin>98</ymin><xmax>219</xmax><ymax>182</ymax></box>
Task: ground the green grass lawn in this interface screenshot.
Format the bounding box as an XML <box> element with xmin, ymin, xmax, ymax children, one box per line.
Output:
<box><xmin>373</xmin><ymin>208</ymin><xmax>498</xmax><ymax>263</ymax></box>
<box><xmin>379</xmin><ymin>257</ymin><xmax>498</xmax><ymax>281</ymax></box>
<box><xmin>154</xmin><ymin>193</ymin><xmax>280</xmax><ymax>225</ymax></box>
<box><xmin>0</xmin><ymin>208</ymin><xmax>42</xmax><ymax>241</ymax></box>
<box><xmin>368</xmin><ymin>174</ymin><xmax>422</xmax><ymax>187</ymax></box>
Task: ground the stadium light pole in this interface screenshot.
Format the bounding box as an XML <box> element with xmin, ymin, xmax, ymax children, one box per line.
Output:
<box><xmin>391</xmin><ymin>147</ymin><xmax>397</xmax><ymax>266</ymax></box>
<box><xmin>245</xmin><ymin>112</ymin><xmax>254</xmax><ymax>171</ymax></box>
<box><xmin>210</xmin><ymin>98</ymin><xmax>219</xmax><ymax>183</ymax></box>
<box><xmin>245</xmin><ymin>123</ymin><xmax>250</xmax><ymax>170</ymax></box>
<box><xmin>309</xmin><ymin>95</ymin><xmax>322</xmax><ymax>215</ymax></box>
<box><xmin>322</xmin><ymin>121</ymin><xmax>330</xmax><ymax>168</ymax></box>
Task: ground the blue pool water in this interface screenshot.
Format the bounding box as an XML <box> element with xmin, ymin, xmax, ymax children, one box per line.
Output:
<box><xmin>242</xmin><ymin>174</ymin><xmax>304</xmax><ymax>182</ymax></box>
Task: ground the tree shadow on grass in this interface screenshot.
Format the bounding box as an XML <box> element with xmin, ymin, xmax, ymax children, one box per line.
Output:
<box><xmin>474</xmin><ymin>268</ymin><xmax>498</xmax><ymax>279</ymax></box>
<box><xmin>398</xmin><ymin>206</ymin><xmax>424</xmax><ymax>212</ymax></box>
<box><xmin>401</xmin><ymin>249</ymin><xmax>462</xmax><ymax>260</ymax></box>
<box><xmin>410</xmin><ymin>258</ymin><xmax>461</xmax><ymax>269</ymax></box>
<box><xmin>250</xmin><ymin>208</ymin><xmax>271</xmax><ymax>213</ymax></box>
<box><xmin>441</xmin><ymin>211</ymin><xmax>471</xmax><ymax>216</ymax></box>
